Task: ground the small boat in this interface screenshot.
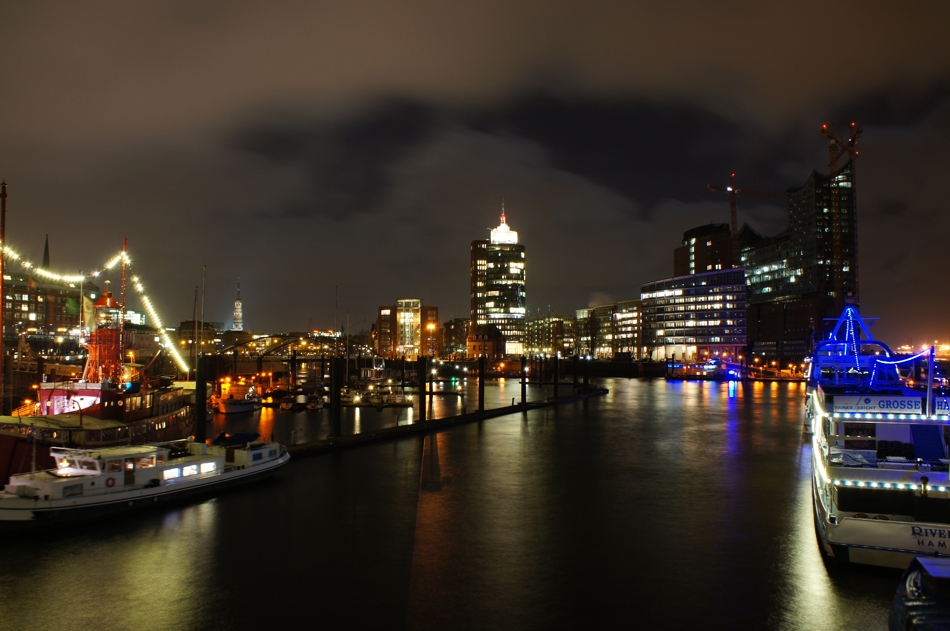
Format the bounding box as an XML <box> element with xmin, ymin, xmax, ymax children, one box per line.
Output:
<box><xmin>666</xmin><ymin>358</ymin><xmax>740</xmax><ymax>381</ymax></box>
<box><xmin>363</xmin><ymin>391</ymin><xmax>411</xmax><ymax>407</ymax></box>
<box><xmin>279</xmin><ymin>396</ymin><xmax>295</xmax><ymax>411</ymax></box>
<box><xmin>340</xmin><ymin>387</ymin><xmax>362</xmax><ymax>405</ymax></box>
<box><xmin>216</xmin><ymin>383</ymin><xmax>262</xmax><ymax>414</ymax></box>
<box><xmin>217</xmin><ymin>394</ymin><xmax>262</xmax><ymax>414</ymax></box>
<box><xmin>305</xmin><ymin>395</ymin><xmax>324</xmax><ymax>411</ymax></box>
<box><xmin>385</xmin><ymin>393</ymin><xmax>411</xmax><ymax>406</ymax></box>
<box><xmin>889</xmin><ymin>556</ymin><xmax>950</xmax><ymax>630</ymax></box>
<box><xmin>0</xmin><ymin>436</ymin><xmax>289</xmax><ymax>529</ymax></box>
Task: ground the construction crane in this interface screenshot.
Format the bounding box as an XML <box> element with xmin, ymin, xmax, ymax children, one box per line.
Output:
<box><xmin>707</xmin><ymin>174</ymin><xmax>787</xmax><ymax>236</ymax></box>
<box><xmin>821</xmin><ymin>121</ymin><xmax>861</xmax><ymax>310</ymax></box>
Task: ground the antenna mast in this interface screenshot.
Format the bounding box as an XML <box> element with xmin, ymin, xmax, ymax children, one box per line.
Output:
<box><xmin>120</xmin><ymin>237</ymin><xmax>127</xmax><ymax>371</ymax></box>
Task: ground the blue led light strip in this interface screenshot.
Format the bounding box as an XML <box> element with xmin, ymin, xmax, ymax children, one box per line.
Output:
<box><xmin>874</xmin><ymin>348</ymin><xmax>931</xmax><ymax>365</ymax></box>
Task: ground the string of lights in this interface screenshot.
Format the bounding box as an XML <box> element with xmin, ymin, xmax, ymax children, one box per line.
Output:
<box><xmin>1</xmin><ymin>244</ymin><xmax>189</xmax><ymax>372</ymax></box>
<box><xmin>874</xmin><ymin>348</ymin><xmax>932</xmax><ymax>365</ymax></box>
<box><xmin>869</xmin><ymin>346</ymin><xmax>933</xmax><ymax>384</ymax></box>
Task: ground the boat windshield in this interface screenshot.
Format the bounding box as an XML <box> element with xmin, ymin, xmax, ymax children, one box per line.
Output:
<box><xmin>52</xmin><ymin>457</ymin><xmax>100</xmax><ymax>477</ymax></box>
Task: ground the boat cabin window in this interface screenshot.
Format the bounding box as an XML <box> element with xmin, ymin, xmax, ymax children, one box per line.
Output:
<box><xmin>135</xmin><ymin>455</ymin><xmax>156</xmax><ymax>468</ymax></box>
<box><xmin>844</xmin><ymin>422</ymin><xmax>876</xmax><ymax>450</ymax></box>
<box><xmin>55</xmin><ymin>457</ymin><xmax>99</xmax><ymax>476</ymax></box>
<box><xmin>107</xmin><ymin>460</ymin><xmax>122</xmax><ymax>472</ymax></box>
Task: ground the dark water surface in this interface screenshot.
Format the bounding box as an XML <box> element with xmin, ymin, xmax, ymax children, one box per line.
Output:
<box><xmin>1</xmin><ymin>379</ymin><xmax>901</xmax><ymax>630</ymax></box>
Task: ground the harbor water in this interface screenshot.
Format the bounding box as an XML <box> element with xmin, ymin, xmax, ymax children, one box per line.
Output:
<box><xmin>1</xmin><ymin>379</ymin><xmax>901</xmax><ymax>630</ymax></box>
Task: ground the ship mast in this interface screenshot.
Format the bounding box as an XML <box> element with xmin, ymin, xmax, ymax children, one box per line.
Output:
<box><xmin>120</xmin><ymin>237</ymin><xmax>127</xmax><ymax>373</ymax></box>
<box><xmin>0</xmin><ymin>182</ymin><xmax>6</xmax><ymax>414</ymax></box>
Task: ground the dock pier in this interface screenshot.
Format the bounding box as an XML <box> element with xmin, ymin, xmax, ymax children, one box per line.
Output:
<box><xmin>287</xmin><ymin>387</ymin><xmax>609</xmax><ymax>457</ymax></box>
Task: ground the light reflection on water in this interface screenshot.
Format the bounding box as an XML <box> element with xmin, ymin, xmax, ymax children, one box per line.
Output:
<box><xmin>207</xmin><ymin>379</ymin><xmax>557</xmax><ymax>445</ymax></box>
<box><xmin>0</xmin><ymin>378</ymin><xmax>901</xmax><ymax>630</ymax></box>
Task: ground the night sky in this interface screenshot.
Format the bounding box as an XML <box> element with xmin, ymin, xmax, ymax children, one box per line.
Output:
<box><xmin>1</xmin><ymin>2</ymin><xmax>949</xmax><ymax>344</ymax></box>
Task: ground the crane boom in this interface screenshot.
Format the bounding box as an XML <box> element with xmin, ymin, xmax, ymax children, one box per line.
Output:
<box><xmin>707</xmin><ymin>173</ymin><xmax>788</xmax><ymax>236</ymax></box>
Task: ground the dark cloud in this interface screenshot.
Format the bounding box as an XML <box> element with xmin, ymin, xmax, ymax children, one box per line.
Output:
<box><xmin>236</xmin><ymin>101</ymin><xmax>437</xmax><ymax>220</ymax></box>
<box><xmin>874</xmin><ymin>199</ymin><xmax>909</xmax><ymax>218</ymax></box>
<box><xmin>1</xmin><ymin>1</ymin><xmax>950</xmax><ymax>341</ymax></box>
<box><xmin>831</xmin><ymin>81</ymin><xmax>950</xmax><ymax>129</ymax></box>
<box><xmin>470</xmin><ymin>96</ymin><xmax>742</xmax><ymax>211</ymax></box>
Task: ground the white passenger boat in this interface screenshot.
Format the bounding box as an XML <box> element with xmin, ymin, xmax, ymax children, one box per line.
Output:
<box><xmin>0</xmin><ymin>437</ymin><xmax>289</xmax><ymax>528</ymax></box>
<box><xmin>811</xmin><ymin>307</ymin><xmax>950</xmax><ymax>568</ymax></box>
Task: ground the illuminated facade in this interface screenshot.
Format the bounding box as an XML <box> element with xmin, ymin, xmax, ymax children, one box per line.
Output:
<box><xmin>673</xmin><ymin>224</ymin><xmax>735</xmax><ymax>276</ymax></box>
<box><xmin>2</xmin><ymin>272</ymin><xmax>99</xmax><ymax>335</ymax></box>
<box><xmin>640</xmin><ymin>269</ymin><xmax>746</xmax><ymax>362</ymax></box>
<box><xmin>466</xmin><ymin>324</ymin><xmax>504</xmax><ymax>360</ymax></box>
<box><xmin>470</xmin><ymin>207</ymin><xmax>526</xmax><ymax>356</ymax></box>
<box><xmin>525</xmin><ymin>314</ymin><xmax>574</xmax><ymax>357</ymax></box>
<box><xmin>375</xmin><ymin>299</ymin><xmax>439</xmax><ymax>359</ymax></box>
<box><xmin>574</xmin><ymin>299</ymin><xmax>641</xmax><ymax>359</ymax></box>
<box><xmin>742</xmin><ymin>161</ymin><xmax>857</xmax><ymax>360</ymax></box>
<box><xmin>442</xmin><ymin>318</ymin><xmax>470</xmax><ymax>358</ymax></box>
<box><xmin>576</xmin><ymin>305</ymin><xmax>615</xmax><ymax>359</ymax></box>
<box><xmin>611</xmin><ymin>299</ymin><xmax>641</xmax><ymax>357</ymax></box>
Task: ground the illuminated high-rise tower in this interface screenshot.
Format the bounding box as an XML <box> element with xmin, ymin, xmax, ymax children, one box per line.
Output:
<box><xmin>470</xmin><ymin>203</ymin><xmax>526</xmax><ymax>356</ymax></box>
<box><xmin>231</xmin><ymin>280</ymin><xmax>243</xmax><ymax>332</ymax></box>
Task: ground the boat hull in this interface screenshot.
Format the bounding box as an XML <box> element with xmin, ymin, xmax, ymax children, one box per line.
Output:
<box><xmin>813</xmin><ymin>473</ymin><xmax>938</xmax><ymax>569</ymax></box>
<box><xmin>0</xmin><ymin>452</ymin><xmax>289</xmax><ymax>531</ymax></box>
<box><xmin>217</xmin><ymin>399</ymin><xmax>262</xmax><ymax>414</ymax></box>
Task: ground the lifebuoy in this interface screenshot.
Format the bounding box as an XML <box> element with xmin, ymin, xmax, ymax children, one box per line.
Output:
<box><xmin>106</xmin><ymin>477</ymin><xmax>116</xmax><ymax>488</ymax></box>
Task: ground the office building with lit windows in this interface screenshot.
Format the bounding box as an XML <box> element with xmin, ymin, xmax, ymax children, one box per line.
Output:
<box><xmin>442</xmin><ymin>318</ymin><xmax>470</xmax><ymax>359</ymax></box>
<box><xmin>470</xmin><ymin>207</ymin><xmax>526</xmax><ymax>356</ymax></box>
<box><xmin>743</xmin><ymin>161</ymin><xmax>857</xmax><ymax>359</ymax></box>
<box><xmin>4</xmin><ymin>272</ymin><xmax>99</xmax><ymax>336</ymax></box>
<box><xmin>673</xmin><ymin>224</ymin><xmax>736</xmax><ymax>276</ymax></box>
<box><xmin>375</xmin><ymin>299</ymin><xmax>439</xmax><ymax>360</ymax></box>
<box><xmin>525</xmin><ymin>313</ymin><xmax>574</xmax><ymax>357</ymax></box>
<box><xmin>574</xmin><ymin>299</ymin><xmax>641</xmax><ymax>359</ymax></box>
<box><xmin>640</xmin><ymin>269</ymin><xmax>746</xmax><ymax>362</ymax></box>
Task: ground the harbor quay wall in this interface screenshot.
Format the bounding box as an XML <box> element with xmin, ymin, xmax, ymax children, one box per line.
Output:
<box><xmin>286</xmin><ymin>388</ymin><xmax>609</xmax><ymax>457</ymax></box>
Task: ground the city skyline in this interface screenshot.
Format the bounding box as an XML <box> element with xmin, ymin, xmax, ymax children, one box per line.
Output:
<box><xmin>1</xmin><ymin>3</ymin><xmax>949</xmax><ymax>343</ymax></box>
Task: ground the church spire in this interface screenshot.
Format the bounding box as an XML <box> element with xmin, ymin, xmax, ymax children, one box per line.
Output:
<box><xmin>41</xmin><ymin>234</ymin><xmax>50</xmax><ymax>269</ymax></box>
<box><xmin>231</xmin><ymin>278</ymin><xmax>244</xmax><ymax>331</ymax></box>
